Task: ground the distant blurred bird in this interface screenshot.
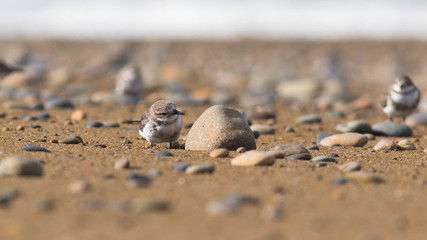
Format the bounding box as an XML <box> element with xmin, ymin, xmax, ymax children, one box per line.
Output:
<box><xmin>139</xmin><ymin>99</ymin><xmax>184</xmax><ymax>148</ymax></box>
<box><xmin>115</xmin><ymin>65</ymin><xmax>144</xmax><ymax>96</ymax></box>
<box><xmin>0</xmin><ymin>60</ymin><xmax>22</xmax><ymax>78</ymax></box>
<box><xmin>383</xmin><ymin>75</ymin><xmax>420</xmax><ymax>122</ymax></box>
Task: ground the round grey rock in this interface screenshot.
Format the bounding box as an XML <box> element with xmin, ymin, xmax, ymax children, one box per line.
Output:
<box><xmin>185</xmin><ymin>105</ymin><xmax>256</xmax><ymax>151</ymax></box>
<box><xmin>0</xmin><ymin>156</ymin><xmax>43</xmax><ymax>176</ymax></box>
<box><xmin>372</xmin><ymin>122</ymin><xmax>412</xmax><ymax>137</ymax></box>
<box><xmin>336</xmin><ymin>120</ymin><xmax>372</xmax><ymax>133</ymax></box>
<box><xmin>270</xmin><ymin>144</ymin><xmax>309</xmax><ymax>157</ymax></box>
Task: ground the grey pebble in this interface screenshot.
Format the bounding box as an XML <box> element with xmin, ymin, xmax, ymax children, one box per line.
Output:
<box><xmin>83</xmin><ymin>199</ymin><xmax>103</xmax><ymax>211</ymax></box>
<box><xmin>45</xmin><ymin>98</ymin><xmax>74</xmax><ymax>109</ymax></box>
<box><xmin>270</xmin><ymin>144</ymin><xmax>309</xmax><ymax>157</ymax></box>
<box><xmin>372</xmin><ymin>122</ymin><xmax>413</xmax><ymax>137</ymax></box>
<box><xmin>102</xmin><ymin>121</ymin><xmax>120</xmax><ymax>128</ymax></box>
<box><xmin>29</xmin><ymin>103</ymin><xmax>44</xmax><ymax>110</ymax></box>
<box><xmin>316</xmin><ymin>163</ymin><xmax>327</xmax><ymax>168</ymax></box>
<box><xmin>296</xmin><ymin>114</ymin><xmax>322</xmax><ymax>124</ymax></box>
<box><xmin>173</xmin><ymin>162</ymin><xmax>192</xmax><ymax>172</ymax></box>
<box><xmin>154</xmin><ymin>151</ymin><xmax>174</xmax><ymax>157</ymax></box>
<box><xmin>22</xmin><ymin>144</ymin><xmax>50</xmax><ymax>152</ymax></box>
<box><xmin>148</xmin><ymin>168</ymin><xmax>162</xmax><ymax>176</ymax></box>
<box><xmin>132</xmin><ymin>199</ymin><xmax>171</xmax><ymax>212</ymax></box>
<box><xmin>336</xmin><ymin>120</ymin><xmax>372</xmax><ymax>134</ymax></box>
<box><xmin>107</xmin><ymin>200</ymin><xmax>130</xmax><ymax>212</ymax></box>
<box><xmin>59</xmin><ymin>135</ymin><xmax>83</xmax><ymax>144</ymax></box>
<box><xmin>285</xmin><ymin>126</ymin><xmax>296</xmax><ymax>132</ymax></box>
<box><xmin>36</xmin><ymin>112</ymin><xmax>50</xmax><ymax>120</ymax></box>
<box><xmin>86</xmin><ymin>121</ymin><xmax>103</xmax><ymax>128</ymax></box>
<box><xmin>0</xmin><ymin>156</ymin><xmax>43</xmax><ymax>176</ymax></box>
<box><xmin>186</xmin><ymin>163</ymin><xmax>215</xmax><ymax>174</ymax></box>
<box><xmin>35</xmin><ymin>198</ymin><xmax>55</xmax><ymax>212</ymax></box>
<box><xmin>312</xmin><ymin>156</ymin><xmax>338</xmax><ymax>163</ymax></box>
<box><xmin>287</xmin><ymin>153</ymin><xmax>312</xmax><ymax>160</ymax></box>
<box><xmin>206</xmin><ymin>192</ymin><xmax>259</xmax><ymax>215</ymax></box>
<box><xmin>29</xmin><ymin>124</ymin><xmax>41</xmax><ymax>129</ymax></box>
<box><xmin>306</xmin><ymin>145</ymin><xmax>319</xmax><ymax>150</ymax></box>
<box><xmin>332</xmin><ymin>178</ymin><xmax>347</xmax><ymax>185</ymax></box>
<box><xmin>316</xmin><ymin>133</ymin><xmax>332</xmax><ymax>144</ymax></box>
<box><xmin>165</xmin><ymin>141</ymin><xmax>180</xmax><ymax>149</ymax></box>
<box><xmin>326</xmin><ymin>110</ymin><xmax>346</xmax><ymax>118</ymax></box>
<box><xmin>0</xmin><ymin>188</ymin><xmax>20</xmax><ymax>206</ymax></box>
<box><xmin>328</xmin><ymin>153</ymin><xmax>339</xmax><ymax>158</ymax></box>
<box><xmin>127</xmin><ymin>173</ymin><xmax>153</xmax><ymax>188</ymax></box>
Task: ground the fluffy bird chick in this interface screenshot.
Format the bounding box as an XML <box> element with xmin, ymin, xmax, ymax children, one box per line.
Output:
<box><xmin>115</xmin><ymin>65</ymin><xmax>144</xmax><ymax>96</ymax></box>
<box><xmin>139</xmin><ymin>100</ymin><xmax>184</xmax><ymax>148</ymax></box>
<box><xmin>383</xmin><ymin>75</ymin><xmax>420</xmax><ymax>122</ymax></box>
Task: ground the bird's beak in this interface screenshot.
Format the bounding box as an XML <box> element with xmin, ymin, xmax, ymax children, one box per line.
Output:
<box><xmin>173</xmin><ymin>109</ymin><xmax>185</xmax><ymax>115</ymax></box>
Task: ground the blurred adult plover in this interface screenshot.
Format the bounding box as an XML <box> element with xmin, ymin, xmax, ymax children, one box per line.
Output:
<box><xmin>139</xmin><ymin>100</ymin><xmax>184</xmax><ymax>147</ymax></box>
<box><xmin>115</xmin><ymin>65</ymin><xmax>144</xmax><ymax>96</ymax></box>
<box><xmin>383</xmin><ymin>75</ymin><xmax>420</xmax><ymax>122</ymax></box>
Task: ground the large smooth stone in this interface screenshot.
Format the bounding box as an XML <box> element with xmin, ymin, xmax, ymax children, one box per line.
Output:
<box><xmin>319</xmin><ymin>133</ymin><xmax>368</xmax><ymax>147</ymax></box>
<box><xmin>336</xmin><ymin>120</ymin><xmax>372</xmax><ymax>133</ymax></box>
<box><xmin>0</xmin><ymin>156</ymin><xmax>43</xmax><ymax>176</ymax></box>
<box><xmin>270</xmin><ymin>144</ymin><xmax>309</xmax><ymax>157</ymax></box>
<box><xmin>231</xmin><ymin>151</ymin><xmax>275</xmax><ymax>166</ymax></box>
<box><xmin>406</xmin><ymin>112</ymin><xmax>427</xmax><ymax>126</ymax></box>
<box><xmin>316</xmin><ymin>133</ymin><xmax>332</xmax><ymax>144</ymax></box>
<box><xmin>372</xmin><ymin>122</ymin><xmax>412</xmax><ymax>137</ymax></box>
<box><xmin>185</xmin><ymin>105</ymin><xmax>256</xmax><ymax>151</ymax></box>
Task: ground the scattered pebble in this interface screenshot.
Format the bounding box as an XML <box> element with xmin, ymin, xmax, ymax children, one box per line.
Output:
<box><xmin>365</xmin><ymin>133</ymin><xmax>375</xmax><ymax>140</ymax></box>
<box><xmin>336</xmin><ymin>120</ymin><xmax>372</xmax><ymax>133</ymax></box>
<box><xmin>287</xmin><ymin>153</ymin><xmax>312</xmax><ymax>160</ymax></box>
<box><xmin>312</xmin><ymin>156</ymin><xmax>338</xmax><ymax>163</ymax></box>
<box><xmin>296</xmin><ymin>114</ymin><xmax>322</xmax><ymax>124</ymax></box>
<box><xmin>306</xmin><ymin>145</ymin><xmax>319</xmax><ymax>150</ymax></box>
<box><xmin>372</xmin><ymin>122</ymin><xmax>413</xmax><ymax>137</ymax></box>
<box><xmin>332</xmin><ymin>178</ymin><xmax>347</xmax><ymax>185</ymax></box>
<box><xmin>86</xmin><ymin>121</ymin><xmax>103</xmax><ymax>128</ymax></box>
<box><xmin>250</xmin><ymin>124</ymin><xmax>275</xmax><ymax>135</ymax></box>
<box><xmin>45</xmin><ymin>98</ymin><xmax>74</xmax><ymax>109</ymax></box>
<box><xmin>132</xmin><ymin>198</ymin><xmax>171</xmax><ymax>212</ymax></box>
<box><xmin>0</xmin><ymin>188</ymin><xmax>20</xmax><ymax>206</ymax></box>
<box><xmin>165</xmin><ymin>141</ymin><xmax>180</xmax><ymax>149</ymax></box>
<box><xmin>0</xmin><ymin>156</ymin><xmax>43</xmax><ymax>176</ymax></box>
<box><xmin>206</xmin><ymin>192</ymin><xmax>259</xmax><ymax>215</ymax></box>
<box><xmin>70</xmin><ymin>110</ymin><xmax>87</xmax><ymax>122</ymax></box>
<box><xmin>260</xmin><ymin>205</ymin><xmax>283</xmax><ymax>221</ymax></box>
<box><xmin>270</xmin><ymin>144</ymin><xmax>309</xmax><ymax>157</ymax></box>
<box><xmin>284</xmin><ymin>126</ymin><xmax>296</xmax><ymax>132</ymax></box>
<box><xmin>319</xmin><ymin>133</ymin><xmax>368</xmax><ymax>147</ymax></box>
<box><xmin>328</xmin><ymin>153</ymin><xmax>339</xmax><ymax>158</ymax></box>
<box><xmin>406</xmin><ymin>112</ymin><xmax>427</xmax><ymax>126</ymax></box>
<box><xmin>316</xmin><ymin>163</ymin><xmax>327</xmax><ymax>168</ymax></box>
<box><xmin>16</xmin><ymin>125</ymin><xmax>24</xmax><ymax>131</ymax></box>
<box><xmin>127</xmin><ymin>173</ymin><xmax>153</xmax><ymax>188</ymax></box>
<box><xmin>102</xmin><ymin>121</ymin><xmax>120</xmax><ymax>128</ymax></box>
<box><xmin>373</xmin><ymin>139</ymin><xmax>397</xmax><ymax>151</ymax></box>
<box><xmin>397</xmin><ymin>139</ymin><xmax>416</xmax><ymax>150</ymax></box>
<box><xmin>173</xmin><ymin>162</ymin><xmax>192</xmax><ymax>172</ymax></box>
<box><xmin>185</xmin><ymin>163</ymin><xmax>215</xmax><ymax>174</ymax></box>
<box><xmin>69</xmin><ymin>180</ymin><xmax>92</xmax><ymax>194</ymax></box>
<box><xmin>148</xmin><ymin>168</ymin><xmax>162</xmax><ymax>176</ymax></box>
<box><xmin>36</xmin><ymin>112</ymin><xmax>50</xmax><ymax>120</ymax></box>
<box><xmin>209</xmin><ymin>148</ymin><xmax>229</xmax><ymax>158</ymax></box>
<box><xmin>231</xmin><ymin>151</ymin><xmax>276</xmax><ymax>166</ymax></box>
<box><xmin>114</xmin><ymin>158</ymin><xmax>130</xmax><ymax>169</ymax></box>
<box><xmin>34</xmin><ymin>198</ymin><xmax>55</xmax><ymax>212</ymax></box>
<box><xmin>185</xmin><ymin>105</ymin><xmax>256</xmax><ymax>151</ymax></box>
<box><xmin>59</xmin><ymin>135</ymin><xmax>83</xmax><ymax>144</ymax></box>
<box><xmin>346</xmin><ymin>171</ymin><xmax>386</xmax><ymax>184</ymax></box>
<box><xmin>29</xmin><ymin>124</ymin><xmax>41</xmax><ymax>129</ymax></box>
<box><xmin>236</xmin><ymin>147</ymin><xmax>246</xmax><ymax>153</ymax></box>
<box><xmin>316</xmin><ymin>133</ymin><xmax>332</xmax><ymax>144</ymax></box>
<box><xmin>154</xmin><ymin>150</ymin><xmax>174</xmax><ymax>157</ymax></box>
<box><xmin>338</xmin><ymin>161</ymin><xmax>362</xmax><ymax>172</ymax></box>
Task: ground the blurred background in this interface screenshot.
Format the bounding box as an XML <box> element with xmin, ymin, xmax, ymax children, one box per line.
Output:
<box><xmin>0</xmin><ymin>0</ymin><xmax>426</xmax><ymax>115</ymax></box>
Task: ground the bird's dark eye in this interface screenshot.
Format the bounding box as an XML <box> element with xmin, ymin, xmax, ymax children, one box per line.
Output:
<box><xmin>159</xmin><ymin>112</ymin><xmax>168</xmax><ymax>116</ymax></box>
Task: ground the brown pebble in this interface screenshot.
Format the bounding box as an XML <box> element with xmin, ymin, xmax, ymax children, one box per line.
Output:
<box><xmin>330</xmin><ymin>189</ymin><xmax>344</xmax><ymax>200</ymax></box>
<box><xmin>231</xmin><ymin>151</ymin><xmax>276</xmax><ymax>166</ymax></box>
<box><xmin>424</xmin><ymin>148</ymin><xmax>427</xmax><ymax>154</ymax></box>
<box><xmin>49</xmin><ymin>139</ymin><xmax>59</xmax><ymax>143</ymax></box>
<box><xmin>114</xmin><ymin>157</ymin><xmax>130</xmax><ymax>169</ymax></box>
<box><xmin>236</xmin><ymin>147</ymin><xmax>246</xmax><ymax>153</ymax></box>
<box><xmin>68</xmin><ymin>180</ymin><xmax>91</xmax><ymax>194</ymax></box>
<box><xmin>373</xmin><ymin>139</ymin><xmax>397</xmax><ymax>151</ymax></box>
<box><xmin>64</xmin><ymin>120</ymin><xmax>73</xmax><ymax>126</ymax></box>
<box><xmin>209</xmin><ymin>148</ymin><xmax>229</xmax><ymax>158</ymax></box>
<box><xmin>16</xmin><ymin>125</ymin><xmax>24</xmax><ymax>131</ymax></box>
<box><xmin>71</xmin><ymin>110</ymin><xmax>87</xmax><ymax>122</ymax></box>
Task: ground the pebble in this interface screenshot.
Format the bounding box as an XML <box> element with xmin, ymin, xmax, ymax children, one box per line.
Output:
<box><xmin>36</xmin><ymin>112</ymin><xmax>50</xmax><ymax>120</ymax></box>
<box><xmin>0</xmin><ymin>156</ymin><xmax>43</xmax><ymax>176</ymax></box>
<box><xmin>250</xmin><ymin>124</ymin><xmax>275</xmax><ymax>135</ymax></box>
<box><xmin>319</xmin><ymin>133</ymin><xmax>368</xmax><ymax>147</ymax></box>
<box><xmin>270</xmin><ymin>144</ymin><xmax>309</xmax><ymax>156</ymax></box>
<box><xmin>328</xmin><ymin>153</ymin><xmax>339</xmax><ymax>158</ymax></box>
<box><xmin>68</xmin><ymin>180</ymin><xmax>92</xmax><ymax>194</ymax></box>
<box><xmin>269</xmin><ymin>151</ymin><xmax>285</xmax><ymax>159</ymax></box>
<box><xmin>236</xmin><ymin>147</ymin><xmax>246</xmax><ymax>153</ymax></box>
<box><xmin>246</xmin><ymin>108</ymin><xmax>276</xmax><ymax>121</ymax></box>
<box><xmin>185</xmin><ymin>105</ymin><xmax>256</xmax><ymax>151</ymax></box>
<box><xmin>16</xmin><ymin>125</ymin><xmax>24</xmax><ymax>131</ymax></box>
<box><xmin>260</xmin><ymin>205</ymin><xmax>284</xmax><ymax>221</ymax></box>
<box><xmin>29</xmin><ymin>124</ymin><xmax>41</xmax><ymax>129</ymax></box>
<box><xmin>406</xmin><ymin>112</ymin><xmax>427</xmax><ymax>126</ymax></box>
<box><xmin>206</xmin><ymin>192</ymin><xmax>259</xmax><ymax>215</ymax></box>
<box><xmin>285</xmin><ymin>126</ymin><xmax>296</xmax><ymax>132</ymax></box>
<box><xmin>287</xmin><ymin>153</ymin><xmax>312</xmax><ymax>160</ymax></box>
<box><xmin>21</xmin><ymin>144</ymin><xmax>50</xmax><ymax>152</ymax></box>
<box><xmin>312</xmin><ymin>156</ymin><xmax>338</xmax><ymax>163</ymax></box>
<box><xmin>173</xmin><ymin>162</ymin><xmax>192</xmax><ymax>172</ymax></box>
<box><xmin>296</xmin><ymin>114</ymin><xmax>322</xmax><ymax>124</ymax></box>
<box><xmin>332</xmin><ymin>178</ymin><xmax>347</xmax><ymax>185</ymax></box>
<box><xmin>59</xmin><ymin>135</ymin><xmax>83</xmax><ymax>144</ymax></box>
<box><xmin>114</xmin><ymin>158</ymin><xmax>130</xmax><ymax>169</ymax></box>
<box><xmin>326</xmin><ymin>110</ymin><xmax>346</xmax><ymax>118</ymax></box>
<box><xmin>185</xmin><ymin>163</ymin><xmax>215</xmax><ymax>174</ymax></box>
<box><xmin>70</xmin><ymin>110</ymin><xmax>87</xmax><ymax>122</ymax></box>
<box><xmin>34</xmin><ymin>198</ymin><xmax>55</xmax><ymax>212</ymax></box>
<box><xmin>209</xmin><ymin>148</ymin><xmax>229</xmax><ymax>158</ymax></box>
<box><xmin>372</xmin><ymin>122</ymin><xmax>413</xmax><ymax>137</ymax></box>
<box><xmin>316</xmin><ymin>133</ymin><xmax>332</xmax><ymax>144</ymax></box>
<box><xmin>231</xmin><ymin>151</ymin><xmax>276</xmax><ymax>166</ymax></box>
<box><xmin>364</xmin><ymin>133</ymin><xmax>376</xmax><ymax>140</ymax></box>
<box><xmin>153</xmin><ymin>151</ymin><xmax>174</xmax><ymax>157</ymax></box>
<box><xmin>0</xmin><ymin>188</ymin><xmax>20</xmax><ymax>206</ymax></box>
<box><xmin>346</xmin><ymin>171</ymin><xmax>386</xmax><ymax>184</ymax></box>
<box><xmin>306</xmin><ymin>145</ymin><xmax>319</xmax><ymax>150</ymax></box>
<box><xmin>337</xmin><ymin>161</ymin><xmax>362</xmax><ymax>172</ymax></box>
<box><xmin>102</xmin><ymin>121</ymin><xmax>120</xmax><ymax>128</ymax></box>
<box><xmin>86</xmin><ymin>121</ymin><xmax>103</xmax><ymax>128</ymax></box>
<box><xmin>148</xmin><ymin>168</ymin><xmax>162</xmax><ymax>176</ymax></box>
<box><xmin>165</xmin><ymin>141</ymin><xmax>180</xmax><ymax>149</ymax></box>
<box><xmin>373</xmin><ymin>139</ymin><xmax>397</xmax><ymax>151</ymax></box>
<box><xmin>127</xmin><ymin>173</ymin><xmax>153</xmax><ymax>188</ymax></box>
<box><xmin>316</xmin><ymin>163</ymin><xmax>327</xmax><ymax>168</ymax></box>
<box><xmin>397</xmin><ymin>139</ymin><xmax>416</xmax><ymax>150</ymax></box>
<box><xmin>336</xmin><ymin>120</ymin><xmax>372</xmax><ymax>133</ymax></box>
<box><xmin>132</xmin><ymin>199</ymin><xmax>171</xmax><ymax>212</ymax></box>
<box><xmin>45</xmin><ymin>98</ymin><xmax>74</xmax><ymax>109</ymax></box>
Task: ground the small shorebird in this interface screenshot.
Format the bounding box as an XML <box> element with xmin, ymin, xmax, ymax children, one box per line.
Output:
<box><xmin>383</xmin><ymin>75</ymin><xmax>420</xmax><ymax>122</ymax></box>
<box><xmin>139</xmin><ymin>100</ymin><xmax>184</xmax><ymax>148</ymax></box>
<box><xmin>115</xmin><ymin>65</ymin><xmax>144</xmax><ymax>96</ymax></box>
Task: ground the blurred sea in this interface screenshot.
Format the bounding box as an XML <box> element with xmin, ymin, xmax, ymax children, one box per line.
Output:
<box><xmin>1</xmin><ymin>0</ymin><xmax>427</xmax><ymax>39</ymax></box>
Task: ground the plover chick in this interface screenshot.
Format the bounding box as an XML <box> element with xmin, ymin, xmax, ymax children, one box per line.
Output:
<box><xmin>115</xmin><ymin>65</ymin><xmax>144</xmax><ymax>96</ymax></box>
<box><xmin>139</xmin><ymin>100</ymin><xmax>184</xmax><ymax>148</ymax></box>
<box><xmin>383</xmin><ymin>75</ymin><xmax>420</xmax><ymax>122</ymax></box>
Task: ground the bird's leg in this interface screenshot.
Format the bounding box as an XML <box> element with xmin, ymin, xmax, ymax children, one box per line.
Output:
<box><xmin>389</xmin><ymin>116</ymin><xmax>393</xmax><ymax>122</ymax></box>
